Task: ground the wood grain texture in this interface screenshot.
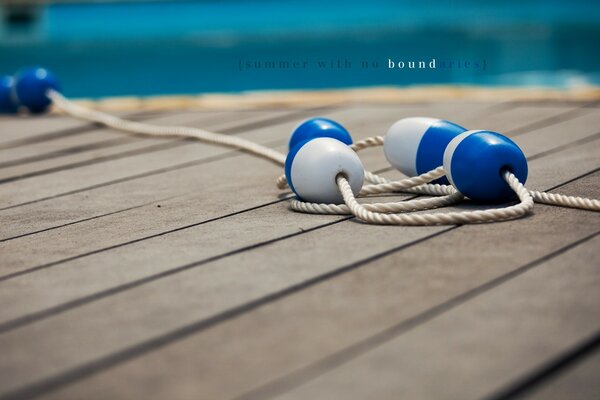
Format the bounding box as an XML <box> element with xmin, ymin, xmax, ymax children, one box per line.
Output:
<box><xmin>516</xmin><ymin>349</ymin><xmax>600</xmax><ymax>400</ymax></box>
<box><xmin>27</xmin><ymin>162</ymin><xmax>599</xmax><ymax>400</ymax></box>
<box><xmin>0</xmin><ymin>110</ymin><xmax>283</xmax><ymax>181</ymax></box>
<box><xmin>0</xmin><ymin>102</ymin><xmax>550</xmax><ymax>327</ymax></box>
<box><xmin>0</xmin><ymin>103</ymin><xmax>499</xmax><ymax>269</ymax></box>
<box><xmin>0</xmin><ymin>100</ymin><xmax>598</xmax><ymax>400</ymax></box>
<box><xmin>273</xmin><ymin>231</ymin><xmax>600</xmax><ymax>400</ymax></box>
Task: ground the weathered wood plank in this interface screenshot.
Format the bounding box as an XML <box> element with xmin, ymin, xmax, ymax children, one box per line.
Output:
<box><xmin>0</xmin><ymin>103</ymin><xmax>508</xmax><ymax>196</ymax></box>
<box><xmin>0</xmin><ymin>102</ymin><xmax>577</xmax><ymax>238</ymax></box>
<box><xmin>0</xmin><ymin>112</ymin><xmax>305</xmax><ymax>185</ymax></box>
<box><xmin>516</xmin><ymin>348</ymin><xmax>600</xmax><ymax>400</ymax></box>
<box><xmin>269</xmin><ymin>235</ymin><xmax>600</xmax><ymax>400</ymax></box>
<box><xmin>0</xmin><ymin>119</ymin><xmax>597</xmax><ymax>398</ymax></box>
<box><xmin>1</xmin><ymin>104</ymin><xmax>468</xmax><ymax>320</ymax></box>
<box><xmin>0</xmin><ymin>102</ymin><xmax>489</xmax><ymax>255</ymax></box>
<box><xmin>0</xmin><ymin>103</ymin><xmax>593</xmax><ymax>277</ymax></box>
<box><xmin>0</xmin><ymin>114</ymin><xmax>97</xmax><ymax>146</ymax></box>
<box><xmin>0</xmin><ymin>111</ymin><xmax>233</xmax><ymax>169</ymax></box>
<box><xmin>0</xmin><ymin>109</ymin><xmax>304</xmax><ymax>172</ymax></box>
<box><xmin>0</xmin><ymin>101</ymin><xmax>568</xmax><ymax>206</ymax></box>
<box><xmin>0</xmin><ymin>101</ymin><xmax>563</xmax><ymax>303</ymax></box>
<box><xmin>0</xmin><ymin>111</ymin><xmax>166</xmax><ymax>148</ymax></box>
<box><xmin>0</xmin><ymin>109</ymin><xmax>319</xmax><ymax>208</ymax></box>
<box><xmin>468</xmin><ymin>105</ymin><xmax>592</xmax><ymax>135</ymax></box>
<box><xmin>24</xmin><ymin>171</ymin><xmax>598</xmax><ymax>400</ymax></box>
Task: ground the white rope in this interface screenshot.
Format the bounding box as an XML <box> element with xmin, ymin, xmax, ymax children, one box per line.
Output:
<box><xmin>291</xmin><ymin>191</ymin><xmax>464</xmax><ymax>215</ymax></box>
<box><xmin>360</xmin><ymin>170</ymin><xmax>457</xmax><ymax>196</ymax></box>
<box><xmin>364</xmin><ymin>170</ymin><xmax>391</xmax><ymax>184</ymax></box>
<box><xmin>335</xmin><ymin>170</ymin><xmax>534</xmax><ymax>225</ymax></box>
<box><xmin>292</xmin><ymin>166</ymin><xmax>599</xmax><ymax>224</ymax></box>
<box><xmin>350</xmin><ymin>135</ymin><xmax>385</xmax><ymax>151</ymax></box>
<box><xmin>49</xmin><ymin>90</ymin><xmax>599</xmax><ymax>225</ymax></box>
<box><xmin>360</xmin><ymin>166</ymin><xmax>446</xmax><ymax>195</ymax></box>
<box><xmin>48</xmin><ymin>90</ymin><xmax>287</xmax><ymax>166</ymax></box>
<box><xmin>529</xmin><ymin>190</ymin><xmax>600</xmax><ymax>211</ymax></box>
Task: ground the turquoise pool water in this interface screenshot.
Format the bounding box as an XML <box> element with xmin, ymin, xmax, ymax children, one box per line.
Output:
<box><xmin>1</xmin><ymin>0</ymin><xmax>599</xmax><ymax>97</ymax></box>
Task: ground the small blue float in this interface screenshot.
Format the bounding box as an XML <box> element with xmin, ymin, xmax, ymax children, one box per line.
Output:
<box><xmin>13</xmin><ymin>67</ymin><xmax>61</xmax><ymax>114</ymax></box>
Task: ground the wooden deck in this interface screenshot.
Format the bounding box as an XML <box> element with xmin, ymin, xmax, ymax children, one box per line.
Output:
<box><xmin>0</xmin><ymin>96</ymin><xmax>599</xmax><ymax>400</ymax></box>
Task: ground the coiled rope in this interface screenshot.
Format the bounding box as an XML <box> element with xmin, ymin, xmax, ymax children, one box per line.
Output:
<box><xmin>48</xmin><ymin>90</ymin><xmax>600</xmax><ymax>225</ymax></box>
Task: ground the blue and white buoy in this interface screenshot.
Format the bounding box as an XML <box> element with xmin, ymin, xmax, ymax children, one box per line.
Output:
<box><xmin>285</xmin><ymin>137</ymin><xmax>364</xmax><ymax>204</ymax></box>
<box><xmin>443</xmin><ymin>130</ymin><xmax>528</xmax><ymax>202</ymax></box>
<box><xmin>383</xmin><ymin>117</ymin><xmax>467</xmax><ymax>184</ymax></box>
